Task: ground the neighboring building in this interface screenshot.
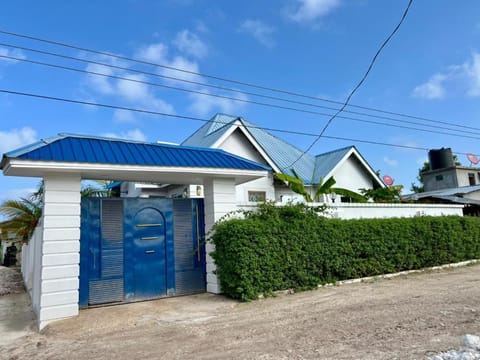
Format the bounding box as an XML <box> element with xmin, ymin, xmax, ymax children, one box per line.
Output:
<box><xmin>404</xmin><ymin>148</ymin><xmax>480</xmax><ymax>213</ymax></box>
<box><xmin>124</xmin><ymin>113</ymin><xmax>385</xmax><ymax>203</ymax></box>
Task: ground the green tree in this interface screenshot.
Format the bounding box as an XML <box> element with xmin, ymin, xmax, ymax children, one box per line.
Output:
<box><xmin>360</xmin><ymin>185</ymin><xmax>403</xmax><ymax>203</ymax></box>
<box><xmin>274</xmin><ymin>171</ymin><xmax>366</xmax><ymax>203</ymax></box>
<box><xmin>0</xmin><ymin>196</ymin><xmax>42</xmax><ymax>242</ymax></box>
<box><xmin>0</xmin><ymin>180</ymin><xmax>114</xmax><ymax>243</ymax></box>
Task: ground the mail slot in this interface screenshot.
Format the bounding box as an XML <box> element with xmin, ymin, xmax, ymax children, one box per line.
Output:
<box><xmin>141</xmin><ymin>236</ymin><xmax>159</xmax><ymax>240</ymax></box>
<box><xmin>136</xmin><ymin>223</ymin><xmax>162</xmax><ymax>227</ymax></box>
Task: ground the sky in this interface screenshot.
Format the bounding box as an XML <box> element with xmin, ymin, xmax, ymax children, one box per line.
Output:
<box><xmin>1</xmin><ymin>0</ymin><xmax>480</xmax><ymax>202</ymax></box>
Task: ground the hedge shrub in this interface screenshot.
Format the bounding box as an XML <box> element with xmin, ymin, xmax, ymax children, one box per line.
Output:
<box><xmin>210</xmin><ymin>203</ymin><xmax>480</xmax><ymax>301</ymax></box>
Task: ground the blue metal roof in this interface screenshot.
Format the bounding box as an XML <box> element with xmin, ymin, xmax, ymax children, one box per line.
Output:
<box><xmin>2</xmin><ymin>134</ymin><xmax>270</xmax><ymax>171</ymax></box>
<box><xmin>312</xmin><ymin>147</ymin><xmax>353</xmax><ymax>183</ymax></box>
<box><xmin>182</xmin><ymin>113</ymin><xmax>358</xmax><ymax>184</ymax></box>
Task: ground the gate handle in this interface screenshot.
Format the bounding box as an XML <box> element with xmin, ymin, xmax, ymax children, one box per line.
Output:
<box><xmin>141</xmin><ymin>236</ymin><xmax>159</xmax><ymax>240</ymax></box>
<box><xmin>145</xmin><ymin>250</ymin><xmax>156</xmax><ymax>254</ymax></box>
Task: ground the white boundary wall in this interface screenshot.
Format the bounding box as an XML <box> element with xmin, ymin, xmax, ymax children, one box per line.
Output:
<box><xmin>237</xmin><ymin>202</ymin><xmax>464</xmax><ymax>219</ymax></box>
<box><xmin>326</xmin><ymin>202</ymin><xmax>463</xmax><ymax>219</ymax></box>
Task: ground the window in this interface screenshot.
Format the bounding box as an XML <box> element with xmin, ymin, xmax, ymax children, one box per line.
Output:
<box><xmin>435</xmin><ymin>175</ymin><xmax>443</xmax><ymax>181</ymax></box>
<box><xmin>468</xmin><ymin>173</ymin><xmax>476</xmax><ymax>186</ymax></box>
<box><xmin>248</xmin><ymin>191</ymin><xmax>266</xmax><ymax>202</ymax></box>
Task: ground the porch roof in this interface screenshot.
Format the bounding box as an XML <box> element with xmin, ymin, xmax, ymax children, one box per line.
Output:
<box><xmin>1</xmin><ymin>134</ymin><xmax>270</xmax><ymax>185</ymax></box>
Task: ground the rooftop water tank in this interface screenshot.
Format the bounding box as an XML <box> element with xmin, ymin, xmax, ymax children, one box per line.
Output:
<box><xmin>428</xmin><ymin>148</ymin><xmax>454</xmax><ymax>170</ymax></box>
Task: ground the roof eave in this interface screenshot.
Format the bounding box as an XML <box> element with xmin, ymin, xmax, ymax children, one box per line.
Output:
<box><xmin>2</xmin><ymin>159</ymin><xmax>268</xmax><ymax>185</ymax></box>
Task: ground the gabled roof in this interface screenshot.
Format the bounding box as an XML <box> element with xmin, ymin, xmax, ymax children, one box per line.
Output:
<box><xmin>403</xmin><ymin>185</ymin><xmax>480</xmax><ymax>205</ymax></box>
<box><xmin>1</xmin><ymin>133</ymin><xmax>270</xmax><ymax>171</ymax></box>
<box><xmin>182</xmin><ymin>113</ymin><xmax>383</xmax><ymax>187</ymax></box>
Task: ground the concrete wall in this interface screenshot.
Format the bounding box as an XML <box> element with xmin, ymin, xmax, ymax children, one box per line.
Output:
<box><xmin>203</xmin><ymin>178</ymin><xmax>237</xmax><ymax>294</ymax></box>
<box><xmin>217</xmin><ymin>129</ymin><xmax>275</xmax><ymax>204</ymax></box>
<box><xmin>333</xmin><ymin>155</ymin><xmax>374</xmax><ymax>191</ymax></box>
<box><xmin>326</xmin><ymin>202</ymin><xmax>464</xmax><ymax>219</ymax></box>
<box><xmin>237</xmin><ymin>203</ymin><xmax>463</xmax><ymax>219</ymax></box>
<box><xmin>37</xmin><ymin>174</ymin><xmax>81</xmax><ymax>330</ymax></box>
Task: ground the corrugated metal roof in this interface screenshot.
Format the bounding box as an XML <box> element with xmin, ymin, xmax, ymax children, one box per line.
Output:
<box><xmin>312</xmin><ymin>147</ymin><xmax>353</xmax><ymax>183</ymax></box>
<box><xmin>2</xmin><ymin>134</ymin><xmax>270</xmax><ymax>171</ymax></box>
<box><xmin>181</xmin><ymin>113</ymin><xmax>356</xmax><ymax>184</ymax></box>
<box><xmin>182</xmin><ymin>114</ymin><xmax>237</xmax><ymax>148</ymax></box>
<box><xmin>404</xmin><ymin>184</ymin><xmax>480</xmax><ymax>199</ymax></box>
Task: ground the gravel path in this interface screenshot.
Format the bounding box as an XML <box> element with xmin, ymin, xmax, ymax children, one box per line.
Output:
<box><xmin>1</xmin><ymin>264</ymin><xmax>480</xmax><ymax>359</ymax></box>
<box><xmin>0</xmin><ymin>266</ymin><xmax>24</xmax><ymax>296</ymax></box>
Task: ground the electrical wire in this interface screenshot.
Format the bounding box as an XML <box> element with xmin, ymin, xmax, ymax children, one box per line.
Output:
<box><xmin>1</xmin><ymin>25</ymin><xmax>477</xmax><ymax>133</ymax></box>
<box><xmin>3</xmin><ymin>42</ymin><xmax>480</xmax><ymax>135</ymax></box>
<box><xmin>2</xmin><ymin>53</ymin><xmax>480</xmax><ymax>142</ymax></box>
<box><xmin>0</xmin><ymin>87</ymin><xmax>477</xmax><ymax>158</ymax></box>
<box><xmin>286</xmin><ymin>0</ymin><xmax>414</xmax><ymax>169</ymax></box>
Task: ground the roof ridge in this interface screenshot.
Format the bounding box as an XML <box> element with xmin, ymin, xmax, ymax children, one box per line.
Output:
<box><xmin>314</xmin><ymin>145</ymin><xmax>354</xmax><ymax>158</ymax></box>
<box><xmin>239</xmin><ymin>118</ymin><xmax>313</xmax><ymax>159</ymax></box>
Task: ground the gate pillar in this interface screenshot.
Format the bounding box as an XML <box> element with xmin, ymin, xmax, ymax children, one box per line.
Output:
<box><xmin>203</xmin><ymin>178</ymin><xmax>236</xmax><ymax>294</ymax></box>
<box><xmin>37</xmin><ymin>174</ymin><xmax>81</xmax><ymax>330</ymax></box>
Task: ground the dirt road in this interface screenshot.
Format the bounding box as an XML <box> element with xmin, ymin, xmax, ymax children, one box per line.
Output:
<box><xmin>2</xmin><ymin>264</ymin><xmax>480</xmax><ymax>360</ymax></box>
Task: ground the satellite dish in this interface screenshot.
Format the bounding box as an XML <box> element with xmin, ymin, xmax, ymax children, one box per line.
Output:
<box><xmin>383</xmin><ymin>175</ymin><xmax>394</xmax><ymax>186</ymax></box>
<box><xmin>467</xmin><ymin>153</ymin><xmax>479</xmax><ymax>165</ymax></box>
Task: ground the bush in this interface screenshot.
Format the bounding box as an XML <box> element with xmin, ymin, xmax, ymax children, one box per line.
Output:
<box><xmin>210</xmin><ymin>203</ymin><xmax>480</xmax><ymax>301</ymax></box>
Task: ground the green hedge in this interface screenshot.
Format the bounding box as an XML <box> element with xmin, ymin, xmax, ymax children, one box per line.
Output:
<box><xmin>210</xmin><ymin>203</ymin><xmax>480</xmax><ymax>301</ymax></box>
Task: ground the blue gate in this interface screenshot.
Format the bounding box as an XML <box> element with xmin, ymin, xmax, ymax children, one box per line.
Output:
<box><xmin>80</xmin><ymin>198</ymin><xmax>206</xmax><ymax>307</ymax></box>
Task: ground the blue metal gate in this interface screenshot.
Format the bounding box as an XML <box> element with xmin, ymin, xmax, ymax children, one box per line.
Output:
<box><xmin>79</xmin><ymin>198</ymin><xmax>205</xmax><ymax>307</ymax></box>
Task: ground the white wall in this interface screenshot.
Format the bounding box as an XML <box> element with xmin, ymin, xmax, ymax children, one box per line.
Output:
<box><xmin>326</xmin><ymin>202</ymin><xmax>464</xmax><ymax>219</ymax></box>
<box><xmin>37</xmin><ymin>174</ymin><xmax>81</xmax><ymax>330</ymax></box>
<box><xmin>203</xmin><ymin>178</ymin><xmax>237</xmax><ymax>294</ymax></box>
<box><xmin>333</xmin><ymin>155</ymin><xmax>374</xmax><ymax>191</ymax></box>
<box><xmin>218</xmin><ymin>129</ymin><xmax>267</xmax><ymax>165</ymax></box>
<box><xmin>217</xmin><ymin>130</ymin><xmax>275</xmax><ymax>204</ymax></box>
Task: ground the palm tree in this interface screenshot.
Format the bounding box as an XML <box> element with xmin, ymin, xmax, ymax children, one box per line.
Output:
<box><xmin>0</xmin><ymin>180</ymin><xmax>114</xmax><ymax>244</ymax></box>
<box><xmin>0</xmin><ymin>196</ymin><xmax>42</xmax><ymax>243</ymax></box>
<box><xmin>275</xmin><ymin>171</ymin><xmax>366</xmax><ymax>203</ymax></box>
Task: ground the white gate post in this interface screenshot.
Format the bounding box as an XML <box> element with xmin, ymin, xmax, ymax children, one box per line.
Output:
<box><xmin>37</xmin><ymin>174</ymin><xmax>81</xmax><ymax>330</ymax></box>
<box><xmin>203</xmin><ymin>178</ymin><xmax>236</xmax><ymax>294</ymax></box>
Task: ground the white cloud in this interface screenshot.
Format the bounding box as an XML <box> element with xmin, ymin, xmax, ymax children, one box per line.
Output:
<box><xmin>288</xmin><ymin>0</ymin><xmax>340</xmax><ymax>23</ymax></box>
<box><xmin>136</xmin><ymin>43</ymin><xmax>168</xmax><ymax>63</ymax></box>
<box><xmin>0</xmin><ymin>47</ymin><xmax>26</xmax><ymax>64</ymax></box>
<box><xmin>82</xmin><ymin>55</ymin><xmax>175</xmax><ymax>117</ymax></box>
<box><xmin>239</xmin><ymin>19</ymin><xmax>275</xmax><ymax>48</ymax></box>
<box><xmin>188</xmin><ymin>88</ymin><xmax>248</xmax><ymax>117</ymax></box>
<box><xmin>413</xmin><ymin>52</ymin><xmax>480</xmax><ymax>99</ymax></box>
<box><xmin>103</xmin><ymin>128</ymin><xmax>147</xmax><ymax>142</ymax></box>
<box><xmin>0</xmin><ymin>127</ymin><xmax>37</xmax><ymax>154</ymax></box>
<box><xmin>161</xmin><ymin>55</ymin><xmax>202</xmax><ymax>84</ymax></box>
<box><xmin>173</xmin><ymin>30</ymin><xmax>208</xmax><ymax>59</ymax></box>
<box><xmin>464</xmin><ymin>53</ymin><xmax>480</xmax><ymax>96</ymax></box>
<box><xmin>383</xmin><ymin>156</ymin><xmax>399</xmax><ymax>167</ymax></box>
<box><xmin>113</xmin><ymin>109</ymin><xmax>136</xmax><ymax>123</ymax></box>
<box><xmin>412</xmin><ymin>74</ymin><xmax>447</xmax><ymax>99</ymax></box>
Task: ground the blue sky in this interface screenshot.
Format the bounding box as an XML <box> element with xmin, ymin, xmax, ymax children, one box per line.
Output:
<box><xmin>1</xmin><ymin>0</ymin><xmax>480</xmax><ymax>201</ymax></box>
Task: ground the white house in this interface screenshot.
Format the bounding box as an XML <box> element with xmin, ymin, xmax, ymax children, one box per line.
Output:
<box><xmin>123</xmin><ymin>113</ymin><xmax>386</xmax><ymax>203</ymax></box>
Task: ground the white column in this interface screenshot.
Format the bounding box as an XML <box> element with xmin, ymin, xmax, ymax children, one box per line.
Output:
<box><xmin>38</xmin><ymin>174</ymin><xmax>81</xmax><ymax>330</ymax></box>
<box><xmin>203</xmin><ymin>178</ymin><xmax>236</xmax><ymax>294</ymax></box>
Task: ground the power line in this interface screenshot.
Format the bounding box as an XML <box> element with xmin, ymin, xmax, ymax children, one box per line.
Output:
<box><xmin>3</xmin><ymin>42</ymin><xmax>480</xmax><ymax>135</ymax></box>
<box><xmin>0</xmin><ymin>88</ymin><xmax>477</xmax><ymax>158</ymax></box>
<box><xmin>1</xmin><ymin>27</ymin><xmax>477</xmax><ymax>133</ymax></box>
<box><xmin>3</xmin><ymin>53</ymin><xmax>480</xmax><ymax>142</ymax></box>
<box><xmin>287</xmin><ymin>0</ymin><xmax>414</xmax><ymax>169</ymax></box>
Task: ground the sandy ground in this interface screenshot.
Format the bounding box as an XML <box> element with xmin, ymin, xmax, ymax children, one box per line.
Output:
<box><xmin>1</xmin><ymin>264</ymin><xmax>480</xmax><ymax>360</ymax></box>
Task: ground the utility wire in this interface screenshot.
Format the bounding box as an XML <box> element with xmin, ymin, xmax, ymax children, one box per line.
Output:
<box><xmin>3</xmin><ymin>42</ymin><xmax>480</xmax><ymax>134</ymax></box>
<box><xmin>1</xmin><ymin>25</ymin><xmax>476</xmax><ymax>133</ymax></box>
<box><xmin>0</xmin><ymin>88</ymin><xmax>477</xmax><ymax>158</ymax></box>
<box><xmin>3</xmin><ymin>53</ymin><xmax>480</xmax><ymax>141</ymax></box>
<box><xmin>287</xmin><ymin>0</ymin><xmax>414</xmax><ymax>169</ymax></box>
